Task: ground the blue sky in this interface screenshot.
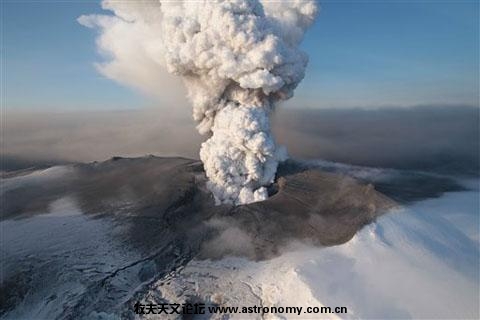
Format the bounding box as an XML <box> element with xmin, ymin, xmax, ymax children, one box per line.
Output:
<box><xmin>4</xmin><ymin>0</ymin><xmax>479</xmax><ymax>110</ymax></box>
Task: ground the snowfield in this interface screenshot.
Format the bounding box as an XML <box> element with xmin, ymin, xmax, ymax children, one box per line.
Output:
<box><xmin>146</xmin><ymin>186</ymin><xmax>479</xmax><ymax>319</ymax></box>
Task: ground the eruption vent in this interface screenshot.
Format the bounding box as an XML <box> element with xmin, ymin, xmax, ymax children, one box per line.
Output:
<box><xmin>79</xmin><ymin>0</ymin><xmax>317</xmax><ymax>205</ymax></box>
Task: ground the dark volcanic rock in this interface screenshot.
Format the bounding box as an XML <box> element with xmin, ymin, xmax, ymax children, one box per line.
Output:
<box><xmin>2</xmin><ymin>156</ymin><xmax>393</xmax><ymax>258</ymax></box>
<box><xmin>202</xmin><ymin>166</ymin><xmax>393</xmax><ymax>259</ymax></box>
<box><xmin>1</xmin><ymin>156</ymin><xmax>394</xmax><ymax>319</ymax></box>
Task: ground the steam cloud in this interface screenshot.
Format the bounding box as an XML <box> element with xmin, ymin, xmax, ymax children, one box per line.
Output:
<box><xmin>79</xmin><ymin>0</ymin><xmax>317</xmax><ymax>205</ymax></box>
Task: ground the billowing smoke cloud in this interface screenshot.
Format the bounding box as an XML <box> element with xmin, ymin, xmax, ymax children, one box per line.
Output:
<box><xmin>79</xmin><ymin>0</ymin><xmax>317</xmax><ymax>205</ymax></box>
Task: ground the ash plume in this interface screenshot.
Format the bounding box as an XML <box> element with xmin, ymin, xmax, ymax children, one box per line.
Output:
<box><xmin>79</xmin><ymin>0</ymin><xmax>317</xmax><ymax>205</ymax></box>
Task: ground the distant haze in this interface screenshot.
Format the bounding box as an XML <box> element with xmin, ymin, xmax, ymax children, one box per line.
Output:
<box><xmin>273</xmin><ymin>105</ymin><xmax>479</xmax><ymax>175</ymax></box>
<box><xmin>3</xmin><ymin>105</ymin><xmax>478</xmax><ymax>176</ymax></box>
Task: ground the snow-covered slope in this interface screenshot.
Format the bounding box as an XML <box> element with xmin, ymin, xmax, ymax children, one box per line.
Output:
<box><xmin>144</xmin><ymin>186</ymin><xmax>479</xmax><ymax>319</ymax></box>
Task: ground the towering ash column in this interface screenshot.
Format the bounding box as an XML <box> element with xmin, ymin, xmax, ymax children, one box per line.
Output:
<box><xmin>80</xmin><ymin>0</ymin><xmax>317</xmax><ymax>205</ymax></box>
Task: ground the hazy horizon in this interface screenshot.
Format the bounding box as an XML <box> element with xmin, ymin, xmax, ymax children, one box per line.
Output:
<box><xmin>4</xmin><ymin>104</ymin><xmax>478</xmax><ymax>176</ymax></box>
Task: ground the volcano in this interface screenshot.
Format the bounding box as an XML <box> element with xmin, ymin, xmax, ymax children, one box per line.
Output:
<box><xmin>2</xmin><ymin>156</ymin><xmax>474</xmax><ymax>319</ymax></box>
